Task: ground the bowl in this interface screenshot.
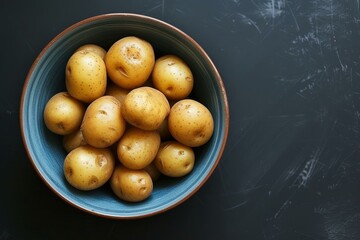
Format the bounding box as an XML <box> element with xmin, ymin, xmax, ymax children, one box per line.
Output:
<box><xmin>20</xmin><ymin>13</ymin><xmax>229</xmax><ymax>219</ymax></box>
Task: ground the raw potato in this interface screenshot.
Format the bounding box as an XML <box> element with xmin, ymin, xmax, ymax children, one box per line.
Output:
<box><xmin>81</xmin><ymin>96</ymin><xmax>126</xmax><ymax>148</ymax></box>
<box><xmin>42</xmin><ymin>35</ymin><xmax>218</xmax><ymax>202</ymax></box>
<box><xmin>117</xmin><ymin>127</ymin><xmax>161</xmax><ymax>170</ymax></box>
<box><xmin>63</xmin><ymin>129</ymin><xmax>87</xmax><ymax>152</ymax></box>
<box><xmin>75</xmin><ymin>44</ymin><xmax>107</xmax><ymax>60</ymax></box>
<box><xmin>110</xmin><ymin>165</ymin><xmax>153</xmax><ymax>202</ymax></box>
<box><xmin>121</xmin><ymin>86</ymin><xmax>170</xmax><ymax>130</ymax></box>
<box><xmin>64</xmin><ymin>145</ymin><xmax>115</xmax><ymax>191</ymax></box>
<box><xmin>157</xmin><ymin>117</ymin><xmax>172</xmax><ymax>140</ymax></box>
<box><xmin>168</xmin><ymin>99</ymin><xmax>214</xmax><ymax>147</ymax></box>
<box><xmin>43</xmin><ymin>92</ymin><xmax>85</xmax><ymax>135</ymax></box>
<box><xmin>154</xmin><ymin>141</ymin><xmax>195</xmax><ymax>177</ymax></box>
<box><xmin>152</xmin><ymin>55</ymin><xmax>193</xmax><ymax>100</ymax></box>
<box><xmin>143</xmin><ymin>161</ymin><xmax>161</xmax><ymax>181</ymax></box>
<box><xmin>65</xmin><ymin>50</ymin><xmax>107</xmax><ymax>103</ymax></box>
<box><xmin>105</xmin><ymin>81</ymin><xmax>129</xmax><ymax>104</ymax></box>
<box><xmin>105</xmin><ymin>36</ymin><xmax>155</xmax><ymax>89</ymax></box>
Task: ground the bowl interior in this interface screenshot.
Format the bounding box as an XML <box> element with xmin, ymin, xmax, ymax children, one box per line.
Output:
<box><xmin>21</xmin><ymin>14</ymin><xmax>228</xmax><ymax>218</ymax></box>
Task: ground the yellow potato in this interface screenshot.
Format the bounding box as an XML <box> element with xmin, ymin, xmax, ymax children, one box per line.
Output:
<box><xmin>65</xmin><ymin>50</ymin><xmax>107</xmax><ymax>103</ymax></box>
<box><xmin>143</xmin><ymin>161</ymin><xmax>161</xmax><ymax>181</ymax></box>
<box><xmin>154</xmin><ymin>141</ymin><xmax>195</xmax><ymax>177</ymax></box>
<box><xmin>105</xmin><ymin>36</ymin><xmax>155</xmax><ymax>89</ymax></box>
<box><xmin>62</xmin><ymin>129</ymin><xmax>87</xmax><ymax>152</ymax></box>
<box><xmin>156</xmin><ymin>117</ymin><xmax>172</xmax><ymax>140</ymax></box>
<box><xmin>168</xmin><ymin>99</ymin><xmax>214</xmax><ymax>147</ymax></box>
<box><xmin>75</xmin><ymin>44</ymin><xmax>107</xmax><ymax>60</ymax></box>
<box><xmin>152</xmin><ymin>55</ymin><xmax>193</xmax><ymax>100</ymax></box>
<box><xmin>156</xmin><ymin>99</ymin><xmax>177</xmax><ymax>140</ymax></box>
<box><xmin>64</xmin><ymin>145</ymin><xmax>115</xmax><ymax>191</ymax></box>
<box><xmin>121</xmin><ymin>86</ymin><xmax>170</xmax><ymax>130</ymax></box>
<box><xmin>43</xmin><ymin>92</ymin><xmax>85</xmax><ymax>135</ymax></box>
<box><xmin>105</xmin><ymin>81</ymin><xmax>129</xmax><ymax>104</ymax></box>
<box><xmin>81</xmin><ymin>96</ymin><xmax>126</xmax><ymax>148</ymax></box>
<box><xmin>117</xmin><ymin>127</ymin><xmax>161</xmax><ymax>170</ymax></box>
<box><xmin>110</xmin><ymin>165</ymin><xmax>153</xmax><ymax>202</ymax></box>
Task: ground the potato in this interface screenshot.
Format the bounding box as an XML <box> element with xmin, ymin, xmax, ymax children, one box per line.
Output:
<box><xmin>152</xmin><ymin>55</ymin><xmax>193</xmax><ymax>100</ymax></box>
<box><xmin>105</xmin><ymin>81</ymin><xmax>129</xmax><ymax>104</ymax></box>
<box><xmin>65</xmin><ymin>50</ymin><xmax>107</xmax><ymax>103</ymax></box>
<box><xmin>154</xmin><ymin>141</ymin><xmax>195</xmax><ymax>177</ymax></box>
<box><xmin>117</xmin><ymin>127</ymin><xmax>161</xmax><ymax>170</ymax></box>
<box><xmin>121</xmin><ymin>86</ymin><xmax>170</xmax><ymax>130</ymax></box>
<box><xmin>64</xmin><ymin>145</ymin><xmax>115</xmax><ymax>191</ymax></box>
<box><xmin>110</xmin><ymin>165</ymin><xmax>153</xmax><ymax>202</ymax></box>
<box><xmin>105</xmin><ymin>36</ymin><xmax>155</xmax><ymax>89</ymax></box>
<box><xmin>168</xmin><ymin>99</ymin><xmax>214</xmax><ymax>147</ymax></box>
<box><xmin>81</xmin><ymin>96</ymin><xmax>126</xmax><ymax>148</ymax></box>
<box><xmin>43</xmin><ymin>92</ymin><xmax>85</xmax><ymax>135</ymax></box>
<box><xmin>63</xmin><ymin>129</ymin><xmax>87</xmax><ymax>152</ymax></box>
<box><xmin>75</xmin><ymin>44</ymin><xmax>107</xmax><ymax>60</ymax></box>
<box><xmin>143</xmin><ymin>161</ymin><xmax>161</xmax><ymax>181</ymax></box>
<box><xmin>157</xmin><ymin>117</ymin><xmax>172</xmax><ymax>140</ymax></box>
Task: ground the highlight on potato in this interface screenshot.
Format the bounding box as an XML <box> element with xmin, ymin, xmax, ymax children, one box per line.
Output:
<box><xmin>42</xmin><ymin>36</ymin><xmax>215</xmax><ymax>203</ymax></box>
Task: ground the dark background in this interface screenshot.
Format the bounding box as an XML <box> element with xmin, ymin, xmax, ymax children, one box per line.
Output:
<box><xmin>2</xmin><ymin>0</ymin><xmax>360</xmax><ymax>239</ymax></box>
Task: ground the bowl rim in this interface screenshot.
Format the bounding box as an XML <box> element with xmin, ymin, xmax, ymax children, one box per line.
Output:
<box><xmin>19</xmin><ymin>13</ymin><xmax>229</xmax><ymax>219</ymax></box>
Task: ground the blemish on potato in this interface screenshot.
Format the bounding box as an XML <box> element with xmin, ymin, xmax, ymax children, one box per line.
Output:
<box><xmin>65</xmin><ymin>166</ymin><xmax>73</xmax><ymax>177</ymax></box>
<box><xmin>98</xmin><ymin>109</ymin><xmax>107</xmax><ymax>115</ymax></box>
<box><xmin>125</xmin><ymin>46</ymin><xmax>141</xmax><ymax>60</ymax></box>
<box><xmin>197</xmin><ymin>132</ymin><xmax>206</xmax><ymax>138</ymax></box>
<box><xmin>96</xmin><ymin>154</ymin><xmax>107</xmax><ymax>167</ymax></box>
<box><xmin>122</xmin><ymin>145</ymin><xmax>131</xmax><ymax>151</ymax></box>
<box><xmin>100</xmin><ymin>138</ymin><xmax>111</xmax><ymax>146</ymax></box>
<box><xmin>183</xmin><ymin>162</ymin><xmax>191</xmax><ymax>169</ymax></box>
<box><xmin>138</xmin><ymin>178</ymin><xmax>145</xmax><ymax>184</ymax></box>
<box><xmin>89</xmin><ymin>175</ymin><xmax>99</xmax><ymax>185</ymax></box>
<box><xmin>108</xmin><ymin>127</ymin><xmax>117</xmax><ymax>132</ymax></box>
<box><xmin>57</xmin><ymin>122</ymin><xmax>65</xmax><ymax>131</ymax></box>
<box><xmin>116</xmin><ymin>65</ymin><xmax>128</xmax><ymax>77</ymax></box>
<box><xmin>166</xmin><ymin>86</ymin><xmax>173</xmax><ymax>93</ymax></box>
<box><xmin>66</xmin><ymin>67</ymin><xmax>72</xmax><ymax>76</ymax></box>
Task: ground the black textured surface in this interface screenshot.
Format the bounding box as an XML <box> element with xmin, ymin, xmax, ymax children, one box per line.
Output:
<box><xmin>2</xmin><ymin>0</ymin><xmax>360</xmax><ymax>239</ymax></box>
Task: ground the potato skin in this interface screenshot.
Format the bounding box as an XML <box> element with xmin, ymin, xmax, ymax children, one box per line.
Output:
<box><xmin>105</xmin><ymin>81</ymin><xmax>129</xmax><ymax>104</ymax></box>
<box><xmin>64</xmin><ymin>145</ymin><xmax>115</xmax><ymax>191</ymax></box>
<box><xmin>63</xmin><ymin>129</ymin><xmax>87</xmax><ymax>152</ymax></box>
<box><xmin>143</xmin><ymin>161</ymin><xmax>161</xmax><ymax>181</ymax></box>
<box><xmin>121</xmin><ymin>86</ymin><xmax>170</xmax><ymax>130</ymax></box>
<box><xmin>117</xmin><ymin>127</ymin><xmax>161</xmax><ymax>170</ymax></box>
<box><xmin>110</xmin><ymin>165</ymin><xmax>153</xmax><ymax>202</ymax></box>
<box><xmin>154</xmin><ymin>141</ymin><xmax>195</xmax><ymax>177</ymax></box>
<box><xmin>75</xmin><ymin>44</ymin><xmax>107</xmax><ymax>60</ymax></box>
<box><xmin>43</xmin><ymin>92</ymin><xmax>85</xmax><ymax>135</ymax></box>
<box><xmin>152</xmin><ymin>55</ymin><xmax>193</xmax><ymax>100</ymax></box>
<box><xmin>105</xmin><ymin>36</ymin><xmax>155</xmax><ymax>89</ymax></box>
<box><xmin>81</xmin><ymin>96</ymin><xmax>126</xmax><ymax>148</ymax></box>
<box><xmin>65</xmin><ymin>50</ymin><xmax>107</xmax><ymax>103</ymax></box>
<box><xmin>157</xmin><ymin>117</ymin><xmax>172</xmax><ymax>140</ymax></box>
<box><xmin>168</xmin><ymin>99</ymin><xmax>214</xmax><ymax>147</ymax></box>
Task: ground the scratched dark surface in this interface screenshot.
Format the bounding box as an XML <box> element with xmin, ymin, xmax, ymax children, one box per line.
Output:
<box><xmin>1</xmin><ymin>0</ymin><xmax>360</xmax><ymax>239</ymax></box>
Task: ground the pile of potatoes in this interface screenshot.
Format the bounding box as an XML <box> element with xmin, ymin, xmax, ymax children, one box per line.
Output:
<box><xmin>43</xmin><ymin>36</ymin><xmax>214</xmax><ymax>202</ymax></box>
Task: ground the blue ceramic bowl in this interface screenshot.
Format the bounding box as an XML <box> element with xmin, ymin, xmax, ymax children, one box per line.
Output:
<box><xmin>20</xmin><ymin>13</ymin><xmax>229</xmax><ymax>219</ymax></box>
